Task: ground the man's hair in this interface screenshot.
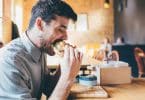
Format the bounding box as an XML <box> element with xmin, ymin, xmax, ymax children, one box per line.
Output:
<box><xmin>28</xmin><ymin>0</ymin><xmax>77</xmax><ymax>30</ymax></box>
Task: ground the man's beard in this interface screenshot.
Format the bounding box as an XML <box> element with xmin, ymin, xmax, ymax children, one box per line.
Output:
<box><xmin>41</xmin><ymin>45</ymin><xmax>55</xmax><ymax>56</ymax></box>
<box><xmin>40</xmin><ymin>39</ymin><xmax>64</xmax><ymax>56</ymax></box>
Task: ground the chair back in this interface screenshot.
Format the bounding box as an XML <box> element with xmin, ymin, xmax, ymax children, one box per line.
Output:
<box><xmin>94</xmin><ymin>50</ymin><xmax>105</xmax><ymax>61</ymax></box>
<box><xmin>134</xmin><ymin>47</ymin><xmax>145</xmax><ymax>77</ymax></box>
<box><xmin>109</xmin><ymin>50</ymin><xmax>119</xmax><ymax>61</ymax></box>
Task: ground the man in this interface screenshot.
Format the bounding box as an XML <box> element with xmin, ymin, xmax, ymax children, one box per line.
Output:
<box><xmin>0</xmin><ymin>0</ymin><xmax>83</xmax><ymax>100</ymax></box>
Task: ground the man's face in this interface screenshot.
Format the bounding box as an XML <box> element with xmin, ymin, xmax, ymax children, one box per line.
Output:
<box><xmin>41</xmin><ymin>16</ymin><xmax>69</xmax><ymax>56</ymax></box>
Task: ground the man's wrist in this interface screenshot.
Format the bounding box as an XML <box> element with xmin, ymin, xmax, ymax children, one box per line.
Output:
<box><xmin>60</xmin><ymin>75</ymin><xmax>74</xmax><ymax>84</ymax></box>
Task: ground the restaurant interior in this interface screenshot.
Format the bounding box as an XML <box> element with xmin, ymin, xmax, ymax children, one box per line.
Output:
<box><xmin>0</xmin><ymin>0</ymin><xmax>145</xmax><ymax>100</ymax></box>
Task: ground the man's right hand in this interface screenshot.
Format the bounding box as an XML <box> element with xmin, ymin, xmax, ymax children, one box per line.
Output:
<box><xmin>60</xmin><ymin>44</ymin><xmax>83</xmax><ymax>81</ymax></box>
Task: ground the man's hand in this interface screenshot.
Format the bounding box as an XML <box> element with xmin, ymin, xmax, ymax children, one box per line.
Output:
<box><xmin>60</xmin><ymin>44</ymin><xmax>83</xmax><ymax>81</ymax></box>
<box><xmin>49</xmin><ymin>44</ymin><xmax>83</xmax><ymax>100</ymax></box>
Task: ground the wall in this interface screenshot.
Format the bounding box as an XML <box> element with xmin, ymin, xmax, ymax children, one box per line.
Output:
<box><xmin>114</xmin><ymin>0</ymin><xmax>145</xmax><ymax>44</ymax></box>
<box><xmin>65</xmin><ymin>0</ymin><xmax>114</xmax><ymax>46</ymax></box>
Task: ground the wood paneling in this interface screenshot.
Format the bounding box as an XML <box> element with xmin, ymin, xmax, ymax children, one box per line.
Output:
<box><xmin>65</xmin><ymin>0</ymin><xmax>114</xmax><ymax>46</ymax></box>
<box><xmin>2</xmin><ymin>0</ymin><xmax>12</xmax><ymax>44</ymax></box>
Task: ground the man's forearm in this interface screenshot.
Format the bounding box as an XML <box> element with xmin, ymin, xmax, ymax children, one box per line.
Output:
<box><xmin>48</xmin><ymin>75</ymin><xmax>74</xmax><ymax>100</ymax></box>
<box><xmin>42</xmin><ymin>66</ymin><xmax>61</xmax><ymax>96</ymax></box>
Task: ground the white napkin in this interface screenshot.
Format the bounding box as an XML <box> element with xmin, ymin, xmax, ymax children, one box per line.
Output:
<box><xmin>98</xmin><ymin>61</ymin><xmax>129</xmax><ymax>68</ymax></box>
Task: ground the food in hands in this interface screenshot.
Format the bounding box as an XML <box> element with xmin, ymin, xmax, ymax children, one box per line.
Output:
<box><xmin>53</xmin><ymin>39</ymin><xmax>66</xmax><ymax>57</ymax></box>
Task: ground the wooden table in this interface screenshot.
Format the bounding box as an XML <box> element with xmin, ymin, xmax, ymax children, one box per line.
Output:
<box><xmin>69</xmin><ymin>78</ymin><xmax>145</xmax><ymax>100</ymax></box>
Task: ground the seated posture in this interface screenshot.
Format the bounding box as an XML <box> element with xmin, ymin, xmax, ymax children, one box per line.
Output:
<box><xmin>114</xmin><ymin>36</ymin><xmax>125</xmax><ymax>45</ymax></box>
<box><xmin>95</xmin><ymin>37</ymin><xmax>112</xmax><ymax>61</ymax></box>
<box><xmin>100</xmin><ymin>37</ymin><xmax>112</xmax><ymax>53</ymax></box>
<box><xmin>0</xmin><ymin>0</ymin><xmax>83</xmax><ymax>100</ymax></box>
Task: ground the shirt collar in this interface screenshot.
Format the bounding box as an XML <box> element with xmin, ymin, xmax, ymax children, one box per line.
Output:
<box><xmin>21</xmin><ymin>31</ymin><xmax>41</xmax><ymax>62</ymax></box>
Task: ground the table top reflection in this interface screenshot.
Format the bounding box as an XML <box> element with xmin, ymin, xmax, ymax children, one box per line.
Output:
<box><xmin>69</xmin><ymin>78</ymin><xmax>145</xmax><ymax>100</ymax></box>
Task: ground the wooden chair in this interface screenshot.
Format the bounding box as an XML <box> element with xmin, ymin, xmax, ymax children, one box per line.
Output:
<box><xmin>134</xmin><ymin>47</ymin><xmax>145</xmax><ymax>78</ymax></box>
<box><xmin>94</xmin><ymin>50</ymin><xmax>105</xmax><ymax>61</ymax></box>
<box><xmin>108</xmin><ymin>50</ymin><xmax>119</xmax><ymax>61</ymax></box>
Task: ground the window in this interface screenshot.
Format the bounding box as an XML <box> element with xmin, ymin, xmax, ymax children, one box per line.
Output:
<box><xmin>76</xmin><ymin>13</ymin><xmax>88</xmax><ymax>31</ymax></box>
<box><xmin>67</xmin><ymin>13</ymin><xmax>88</xmax><ymax>32</ymax></box>
<box><xmin>0</xmin><ymin>0</ymin><xmax>3</xmax><ymax>39</ymax></box>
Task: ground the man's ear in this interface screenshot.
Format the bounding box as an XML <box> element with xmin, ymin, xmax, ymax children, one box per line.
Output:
<box><xmin>35</xmin><ymin>17</ymin><xmax>43</xmax><ymax>31</ymax></box>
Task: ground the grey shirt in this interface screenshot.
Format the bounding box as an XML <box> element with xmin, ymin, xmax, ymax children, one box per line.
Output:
<box><xmin>0</xmin><ymin>32</ymin><xmax>47</xmax><ymax>99</ymax></box>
